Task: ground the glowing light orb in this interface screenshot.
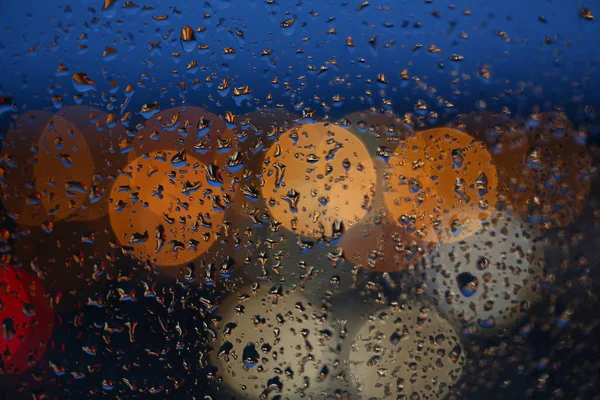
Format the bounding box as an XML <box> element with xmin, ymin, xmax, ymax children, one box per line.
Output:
<box><xmin>421</xmin><ymin>212</ymin><xmax>545</xmax><ymax>332</ymax></box>
<box><xmin>33</xmin><ymin>115</ymin><xmax>95</xmax><ymax>222</ymax></box>
<box><xmin>384</xmin><ymin>128</ymin><xmax>498</xmax><ymax>243</ymax></box>
<box><xmin>261</xmin><ymin>122</ymin><xmax>376</xmax><ymax>238</ymax></box>
<box><xmin>211</xmin><ymin>286</ymin><xmax>341</xmax><ymax>398</ymax></box>
<box><xmin>54</xmin><ymin>106</ymin><xmax>128</xmax><ymax>222</ymax></box>
<box><xmin>347</xmin><ymin>303</ymin><xmax>465</xmax><ymax>399</ymax></box>
<box><xmin>108</xmin><ymin>151</ymin><xmax>225</xmax><ymax>267</ymax></box>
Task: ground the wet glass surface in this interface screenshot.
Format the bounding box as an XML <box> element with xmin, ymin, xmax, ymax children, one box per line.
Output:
<box><xmin>1</xmin><ymin>1</ymin><xmax>600</xmax><ymax>399</ymax></box>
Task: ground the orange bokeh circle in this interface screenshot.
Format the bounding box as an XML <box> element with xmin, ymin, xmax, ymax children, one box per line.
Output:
<box><xmin>53</xmin><ymin>106</ymin><xmax>129</xmax><ymax>222</ymax></box>
<box><xmin>1</xmin><ymin>107</ymin><xmax>124</xmax><ymax>225</ymax></box>
<box><xmin>126</xmin><ymin>106</ymin><xmax>239</xmax><ymax>195</ymax></box>
<box><xmin>459</xmin><ymin>112</ymin><xmax>592</xmax><ymax>229</ymax></box>
<box><xmin>261</xmin><ymin>122</ymin><xmax>377</xmax><ymax>238</ymax></box>
<box><xmin>108</xmin><ymin>150</ymin><xmax>225</xmax><ymax>267</ymax></box>
<box><xmin>516</xmin><ymin>113</ymin><xmax>592</xmax><ymax>228</ymax></box>
<box><xmin>33</xmin><ymin>115</ymin><xmax>95</xmax><ymax>222</ymax></box>
<box><xmin>384</xmin><ymin>128</ymin><xmax>498</xmax><ymax>243</ymax></box>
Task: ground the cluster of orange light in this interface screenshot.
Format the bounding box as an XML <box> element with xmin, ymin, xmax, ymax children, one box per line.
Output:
<box><xmin>1</xmin><ymin>108</ymin><xmax>592</xmax><ymax>272</ymax></box>
<box><xmin>0</xmin><ymin>105</ymin><xmax>593</xmax><ymax>375</ymax></box>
